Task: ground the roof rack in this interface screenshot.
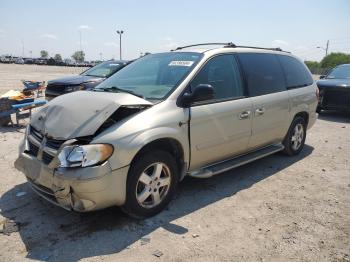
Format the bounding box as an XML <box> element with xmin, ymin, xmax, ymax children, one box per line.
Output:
<box><xmin>171</xmin><ymin>42</ymin><xmax>289</xmax><ymax>53</ymax></box>
<box><xmin>171</xmin><ymin>42</ymin><xmax>236</xmax><ymax>51</ymax></box>
<box><xmin>230</xmin><ymin>45</ymin><xmax>289</xmax><ymax>52</ymax></box>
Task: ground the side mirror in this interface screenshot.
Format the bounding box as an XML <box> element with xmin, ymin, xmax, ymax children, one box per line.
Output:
<box><xmin>178</xmin><ymin>84</ymin><xmax>215</xmax><ymax>107</ymax></box>
<box><xmin>319</xmin><ymin>75</ymin><xmax>326</xmax><ymax>79</ymax></box>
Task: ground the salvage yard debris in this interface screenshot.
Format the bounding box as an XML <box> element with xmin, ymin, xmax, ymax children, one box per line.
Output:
<box><xmin>0</xmin><ymin>219</ymin><xmax>19</xmax><ymax>236</ymax></box>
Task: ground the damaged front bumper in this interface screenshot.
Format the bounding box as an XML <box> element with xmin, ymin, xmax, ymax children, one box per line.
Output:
<box><xmin>14</xmin><ymin>149</ymin><xmax>129</xmax><ymax>212</ymax></box>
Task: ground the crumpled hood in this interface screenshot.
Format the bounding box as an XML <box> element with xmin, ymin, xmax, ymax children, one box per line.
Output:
<box><xmin>317</xmin><ymin>78</ymin><xmax>350</xmax><ymax>88</ymax></box>
<box><xmin>31</xmin><ymin>91</ymin><xmax>152</xmax><ymax>140</ymax></box>
<box><xmin>47</xmin><ymin>75</ymin><xmax>104</xmax><ymax>86</ymax></box>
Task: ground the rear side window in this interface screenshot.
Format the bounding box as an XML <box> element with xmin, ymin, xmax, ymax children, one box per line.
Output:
<box><xmin>237</xmin><ymin>53</ymin><xmax>286</xmax><ymax>96</ymax></box>
<box><xmin>278</xmin><ymin>55</ymin><xmax>313</xmax><ymax>88</ymax></box>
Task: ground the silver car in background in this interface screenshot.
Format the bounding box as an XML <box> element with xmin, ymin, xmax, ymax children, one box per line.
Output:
<box><xmin>15</xmin><ymin>43</ymin><xmax>318</xmax><ymax>218</ymax></box>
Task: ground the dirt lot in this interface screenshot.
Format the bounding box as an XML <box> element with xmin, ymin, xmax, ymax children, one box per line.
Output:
<box><xmin>0</xmin><ymin>65</ymin><xmax>349</xmax><ymax>262</ymax></box>
<box><xmin>0</xmin><ymin>64</ymin><xmax>85</xmax><ymax>93</ymax></box>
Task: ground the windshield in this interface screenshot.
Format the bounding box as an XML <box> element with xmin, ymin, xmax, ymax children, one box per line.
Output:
<box><xmin>326</xmin><ymin>65</ymin><xmax>350</xmax><ymax>79</ymax></box>
<box><xmin>94</xmin><ymin>52</ymin><xmax>203</xmax><ymax>100</ymax></box>
<box><xmin>81</xmin><ymin>61</ymin><xmax>126</xmax><ymax>77</ymax></box>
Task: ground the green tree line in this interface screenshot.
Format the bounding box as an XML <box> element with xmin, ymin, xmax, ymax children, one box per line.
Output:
<box><xmin>305</xmin><ymin>52</ymin><xmax>350</xmax><ymax>74</ymax></box>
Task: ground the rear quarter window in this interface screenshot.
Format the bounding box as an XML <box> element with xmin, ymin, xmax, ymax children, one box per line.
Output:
<box><xmin>277</xmin><ymin>55</ymin><xmax>313</xmax><ymax>88</ymax></box>
<box><xmin>237</xmin><ymin>53</ymin><xmax>286</xmax><ymax>96</ymax></box>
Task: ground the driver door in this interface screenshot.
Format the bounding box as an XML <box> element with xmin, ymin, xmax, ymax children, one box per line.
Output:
<box><xmin>188</xmin><ymin>54</ymin><xmax>253</xmax><ymax>170</ymax></box>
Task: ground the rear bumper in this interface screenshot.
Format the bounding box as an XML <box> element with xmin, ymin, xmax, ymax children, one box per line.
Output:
<box><xmin>15</xmin><ymin>151</ymin><xmax>129</xmax><ymax>212</ymax></box>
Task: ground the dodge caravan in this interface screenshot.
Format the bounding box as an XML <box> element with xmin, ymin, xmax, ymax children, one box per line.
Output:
<box><xmin>15</xmin><ymin>43</ymin><xmax>318</xmax><ymax>218</ymax></box>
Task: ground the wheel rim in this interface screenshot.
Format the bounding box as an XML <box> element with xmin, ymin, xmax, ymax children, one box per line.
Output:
<box><xmin>135</xmin><ymin>162</ymin><xmax>171</xmax><ymax>209</ymax></box>
<box><xmin>291</xmin><ymin>123</ymin><xmax>304</xmax><ymax>151</ymax></box>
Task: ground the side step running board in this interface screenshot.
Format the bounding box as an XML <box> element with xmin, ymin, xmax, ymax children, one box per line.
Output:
<box><xmin>189</xmin><ymin>144</ymin><xmax>284</xmax><ymax>178</ymax></box>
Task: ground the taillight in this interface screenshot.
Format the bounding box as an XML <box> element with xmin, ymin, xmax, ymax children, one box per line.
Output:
<box><xmin>316</xmin><ymin>87</ymin><xmax>320</xmax><ymax>101</ymax></box>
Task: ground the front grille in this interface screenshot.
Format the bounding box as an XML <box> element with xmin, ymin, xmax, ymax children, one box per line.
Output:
<box><xmin>31</xmin><ymin>127</ymin><xmax>43</xmax><ymax>141</ymax></box>
<box><xmin>46</xmin><ymin>138</ymin><xmax>64</xmax><ymax>150</ymax></box>
<box><xmin>46</xmin><ymin>84</ymin><xmax>66</xmax><ymax>93</ymax></box>
<box><xmin>42</xmin><ymin>152</ymin><xmax>54</xmax><ymax>165</ymax></box>
<box><xmin>28</xmin><ymin>140</ymin><xmax>39</xmax><ymax>156</ymax></box>
<box><xmin>28</xmin><ymin>126</ymin><xmax>65</xmax><ymax>165</ymax></box>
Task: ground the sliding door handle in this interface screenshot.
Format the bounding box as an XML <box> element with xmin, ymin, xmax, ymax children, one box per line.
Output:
<box><xmin>239</xmin><ymin>111</ymin><xmax>251</xmax><ymax>119</ymax></box>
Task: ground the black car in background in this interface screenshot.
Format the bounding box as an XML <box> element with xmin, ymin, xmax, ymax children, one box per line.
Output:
<box><xmin>316</xmin><ymin>64</ymin><xmax>350</xmax><ymax>113</ymax></box>
<box><xmin>45</xmin><ymin>60</ymin><xmax>129</xmax><ymax>100</ymax></box>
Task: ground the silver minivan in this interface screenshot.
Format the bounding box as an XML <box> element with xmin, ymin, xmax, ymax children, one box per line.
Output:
<box><xmin>15</xmin><ymin>43</ymin><xmax>318</xmax><ymax>218</ymax></box>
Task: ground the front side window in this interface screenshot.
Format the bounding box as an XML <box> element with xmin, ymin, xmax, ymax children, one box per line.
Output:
<box><xmin>237</xmin><ymin>53</ymin><xmax>286</xmax><ymax>96</ymax></box>
<box><xmin>190</xmin><ymin>54</ymin><xmax>244</xmax><ymax>101</ymax></box>
<box><xmin>278</xmin><ymin>55</ymin><xmax>313</xmax><ymax>88</ymax></box>
<box><xmin>95</xmin><ymin>52</ymin><xmax>203</xmax><ymax>100</ymax></box>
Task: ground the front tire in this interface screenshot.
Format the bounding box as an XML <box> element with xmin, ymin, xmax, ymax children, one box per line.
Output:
<box><xmin>121</xmin><ymin>150</ymin><xmax>179</xmax><ymax>219</ymax></box>
<box><xmin>283</xmin><ymin>116</ymin><xmax>306</xmax><ymax>156</ymax></box>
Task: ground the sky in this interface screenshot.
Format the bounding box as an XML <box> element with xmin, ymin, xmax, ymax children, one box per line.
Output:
<box><xmin>0</xmin><ymin>0</ymin><xmax>349</xmax><ymax>62</ymax></box>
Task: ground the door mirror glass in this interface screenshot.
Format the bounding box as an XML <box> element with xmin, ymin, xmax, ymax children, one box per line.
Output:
<box><xmin>179</xmin><ymin>84</ymin><xmax>215</xmax><ymax>107</ymax></box>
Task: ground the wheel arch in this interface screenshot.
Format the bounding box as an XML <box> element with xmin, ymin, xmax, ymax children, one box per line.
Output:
<box><xmin>130</xmin><ymin>137</ymin><xmax>187</xmax><ymax>180</ymax></box>
<box><xmin>294</xmin><ymin>111</ymin><xmax>309</xmax><ymax>127</ymax></box>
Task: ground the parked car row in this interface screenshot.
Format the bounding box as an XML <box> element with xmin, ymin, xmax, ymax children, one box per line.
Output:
<box><xmin>45</xmin><ymin>60</ymin><xmax>130</xmax><ymax>100</ymax></box>
<box><xmin>15</xmin><ymin>43</ymin><xmax>320</xmax><ymax>218</ymax></box>
<box><xmin>0</xmin><ymin>55</ymin><xmax>95</xmax><ymax>67</ymax></box>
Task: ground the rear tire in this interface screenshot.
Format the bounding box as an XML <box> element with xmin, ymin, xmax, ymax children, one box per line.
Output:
<box><xmin>283</xmin><ymin>116</ymin><xmax>306</xmax><ymax>156</ymax></box>
<box><xmin>121</xmin><ymin>150</ymin><xmax>179</xmax><ymax>219</ymax></box>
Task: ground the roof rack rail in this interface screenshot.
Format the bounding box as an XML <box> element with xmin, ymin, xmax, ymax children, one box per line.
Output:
<box><xmin>226</xmin><ymin>45</ymin><xmax>290</xmax><ymax>53</ymax></box>
<box><xmin>171</xmin><ymin>42</ymin><xmax>290</xmax><ymax>53</ymax></box>
<box><xmin>171</xmin><ymin>42</ymin><xmax>236</xmax><ymax>51</ymax></box>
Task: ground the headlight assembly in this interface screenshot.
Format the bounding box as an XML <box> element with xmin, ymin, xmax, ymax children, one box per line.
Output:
<box><xmin>65</xmin><ymin>85</ymin><xmax>83</xmax><ymax>92</ymax></box>
<box><xmin>58</xmin><ymin>144</ymin><xmax>113</xmax><ymax>168</ymax></box>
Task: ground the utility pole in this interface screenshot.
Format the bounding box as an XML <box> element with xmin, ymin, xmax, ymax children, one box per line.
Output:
<box><xmin>79</xmin><ymin>30</ymin><xmax>82</xmax><ymax>52</ymax></box>
<box><xmin>116</xmin><ymin>30</ymin><xmax>124</xmax><ymax>60</ymax></box>
<box><xmin>317</xmin><ymin>40</ymin><xmax>329</xmax><ymax>57</ymax></box>
<box><xmin>99</xmin><ymin>52</ymin><xmax>103</xmax><ymax>61</ymax></box>
<box><xmin>21</xmin><ymin>39</ymin><xmax>24</xmax><ymax>57</ymax></box>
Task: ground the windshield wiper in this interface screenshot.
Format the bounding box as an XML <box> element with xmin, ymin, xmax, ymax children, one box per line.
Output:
<box><xmin>95</xmin><ymin>86</ymin><xmax>144</xmax><ymax>99</ymax></box>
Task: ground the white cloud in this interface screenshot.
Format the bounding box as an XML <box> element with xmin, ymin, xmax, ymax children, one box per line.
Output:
<box><xmin>40</xmin><ymin>34</ymin><xmax>58</xmax><ymax>40</ymax></box>
<box><xmin>160</xmin><ymin>37</ymin><xmax>178</xmax><ymax>50</ymax></box>
<box><xmin>272</xmin><ymin>39</ymin><xmax>289</xmax><ymax>46</ymax></box>
<box><xmin>78</xmin><ymin>25</ymin><xmax>92</xmax><ymax>30</ymax></box>
<box><xmin>104</xmin><ymin>42</ymin><xmax>118</xmax><ymax>47</ymax></box>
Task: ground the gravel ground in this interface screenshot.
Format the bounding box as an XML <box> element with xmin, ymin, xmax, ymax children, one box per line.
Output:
<box><xmin>0</xmin><ymin>65</ymin><xmax>349</xmax><ymax>262</ymax></box>
<box><xmin>0</xmin><ymin>64</ymin><xmax>86</xmax><ymax>93</ymax></box>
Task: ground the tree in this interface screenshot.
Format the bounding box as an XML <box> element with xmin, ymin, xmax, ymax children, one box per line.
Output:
<box><xmin>71</xmin><ymin>51</ymin><xmax>85</xmax><ymax>63</ymax></box>
<box><xmin>40</xmin><ymin>50</ymin><xmax>48</xmax><ymax>58</ymax></box>
<box><xmin>304</xmin><ymin>60</ymin><xmax>320</xmax><ymax>71</ymax></box>
<box><xmin>54</xmin><ymin>54</ymin><xmax>62</xmax><ymax>62</ymax></box>
<box><xmin>320</xmin><ymin>52</ymin><xmax>350</xmax><ymax>69</ymax></box>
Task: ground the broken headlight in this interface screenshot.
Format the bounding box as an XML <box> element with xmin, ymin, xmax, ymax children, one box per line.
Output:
<box><xmin>58</xmin><ymin>144</ymin><xmax>113</xmax><ymax>167</ymax></box>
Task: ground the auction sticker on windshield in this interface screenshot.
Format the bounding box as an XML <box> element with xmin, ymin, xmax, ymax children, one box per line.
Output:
<box><xmin>168</xmin><ymin>61</ymin><xmax>194</xmax><ymax>67</ymax></box>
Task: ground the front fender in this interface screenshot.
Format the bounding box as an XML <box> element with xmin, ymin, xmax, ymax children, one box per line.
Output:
<box><xmin>102</xmin><ymin>125</ymin><xmax>189</xmax><ymax>171</ymax></box>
